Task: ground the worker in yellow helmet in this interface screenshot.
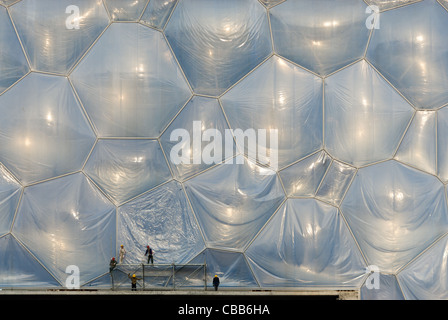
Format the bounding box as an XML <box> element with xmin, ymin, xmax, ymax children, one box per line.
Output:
<box><xmin>213</xmin><ymin>274</ymin><xmax>220</xmax><ymax>291</ymax></box>
<box><xmin>128</xmin><ymin>273</ymin><xmax>141</xmax><ymax>291</ymax></box>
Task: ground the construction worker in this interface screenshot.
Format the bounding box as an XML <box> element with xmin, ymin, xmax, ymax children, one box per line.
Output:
<box><xmin>213</xmin><ymin>275</ymin><xmax>220</xmax><ymax>291</ymax></box>
<box><xmin>145</xmin><ymin>245</ymin><xmax>154</xmax><ymax>264</ymax></box>
<box><xmin>128</xmin><ymin>273</ymin><xmax>141</xmax><ymax>291</ymax></box>
<box><xmin>119</xmin><ymin>245</ymin><xmax>126</xmax><ymax>264</ymax></box>
<box><xmin>109</xmin><ymin>257</ymin><xmax>117</xmax><ymax>273</ymax></box>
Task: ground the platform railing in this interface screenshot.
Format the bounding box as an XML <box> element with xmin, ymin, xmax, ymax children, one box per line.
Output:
<box><xmin>110</xmin><ymin>263</ymin><xmax>207</xmax><ymax>291</ymax></box>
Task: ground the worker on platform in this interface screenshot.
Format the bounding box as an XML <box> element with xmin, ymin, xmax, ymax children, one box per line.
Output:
<box><xmin>109</xmin><ymin>257</ymin><xmax>117</xmax><ymax>273</ymax></box>
<box><xmin>145</xmin><ymin>245</ymin><xmax>154</xmax><ymax>265</ymax></box>
<box><xmin>119</xmin><ymin>244</ymin><xmax>126</xmax><ymax>264</ymax></box>
<box><xmin>213</xmin><ymin>274</ymin><xmax>220</xmax><ymax>291</ymax></box>
<box><xmin>128</xmin><ymin>273</ymin><xmax>141</xmax><ymax>291</ymax></box>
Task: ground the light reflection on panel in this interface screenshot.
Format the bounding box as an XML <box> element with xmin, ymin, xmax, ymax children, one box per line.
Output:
<box><xmin>270</xmin><ymin>0</ymin><xmax>370</xmax><ymax>76</ymax></box>
<box><xmin>140</xmin><ymin>0</ymin><xmax>177</xmax><ymax>29</ymax></box>
<box><xmin>104</xmin><ymin>0</ymin><xmax>148</xmax><ymax>21</ymax></box>
<box><xmin>341</xmin><ymin>160</ymin><xmax>448</xmax><ymax>273</ymax></box>
<box><xmin>367</xmin><ymin>0</ymin><xmax>448</xmax><ymax>109</ymax></box>
<box><xmin>13</xmin><ymin>173</ymin><xmax>116</xmax><ymax>286</ymax></box>
<box><xmin>70</xmin><ymin>23</ymin><xmax>191</xmax><ymax>137</ymax></box>
<box><xmin>246</xmin><ymin>199</ymin><xmax>366</xmax><ymax>287</ymax></box>
<box><xmin>0</xmin><ymin>73</ymin><xmax>96</xmax><ymax>185</ymax></box>
<box><xmin>0</xmin><ymin>164</ymin><xmax>21</xmax><ymax>236</ymax></box>
<box><xmin>84</xmin><ymin>139</ymin><xmax>172</xmax><ymax>205</ymax></box>
<box><xmin>165</xmin><ymin>0</ymin><xmax>272</xmax><ymax>96</ymax></box>
<box><xmin>10</xmin><ymin>0</ymin><xmax>109</xmax><ymax>74</ymax></box>
<box><xmin>324</xmin><ymin>60</ymin><xmax>414</xmax><ymax>167</ymax></box>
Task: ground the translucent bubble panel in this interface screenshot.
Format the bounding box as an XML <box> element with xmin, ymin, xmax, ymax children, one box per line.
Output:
<box><xmin>13</xmin><ymin>173</ymin><xmax>116</xmax><ymax>286</ymax></box>
<box><xmin>341</xmin><ymin>160</ymin><xmax>448</xmax><ymax>273</ymax></box>
<box><xmin>184</xmin><ymin>159</ymin><xmax>285</xmax><ymax>251</ymax></box>
<box><xmin>221</xmin><ymin>56</ymin><xmax>323</xmax><ymax>169</ymax></box>
<box><xmin>324</xmin><ymin>61</ymin><xmax>414</xmax><ymax>167</ymax></box>
<box><xmin>165</xmin><ymin>0</ymin><xmax>272</xmax><ymax>96</ymax></box>
<box><xmin>117</xmin><ymin>181</ymin><xmax>205</xmax><ymax>265</ymax></box>
<box><xmin>160</xmin><ymin>96</ymin><xmax>234</xmax><ymax>181</ymax></box>
<box><xmin>0</xmin><ymin>73</ymin><xmax>96</xmax><ymax>185</ymax></box>
<box><xmin>9</xmin><ymin>0</ymin><xmax>109</xmax><ymax>74</ymax></box>
<box><xmin>398</xmin><ymin>234</ymin><xmax>448</xmax><ymax>300</ymax></box>
<box><xmin>0</xmin><ymin>6</ymin><xmax>29</xmax><ymax>94</ymax></box>
<box><xmin>246</xmin><ymin>199</ymin><xmax>366</xmax><ymax>287</ymax></box>
<box><xmin>438</xmin><ymin>107</ymin><xmax>448</xmax><ymax>182</ymax></box>
<box><xmin>365</xmin><ymin>0</ymin><xmax>420</xmax><ymax>11</ymax></box>
<box><xmin>140</xmin><ymin>0</ymin><xmax>177</xmax><ymax>30</ymax></box>
<box><xmin>367</xmin><ymin>0</ymin><xmax>448</xmax><ymax>109</ymax></box>
<box><xmin>104</xmin><ymin>0</ymin><xmax>148</xmax><ymax>21</ymax></box>
<box><xmin>270</xmin><ymin>0</ymin><xmax>370</xmax><ymax>76</ymax></box>
<box><xmin>84</xmin><ymin>139</ymin><xmax>172</xmax><ymax>205</ymax></box>
<box><xmin>0</xmin><ymin>165</ymin><xmax>21</xmax><ymax>236</ymax></box>
<box><xmin>360</xmin><ymin>274</ymin><xmax>404</xmax><ymax>300</ymax></box>
<box><xmin>71</xmin><ymin>23</ymin><xmax>191</xmax><ymax>137</ymax></box>
<box><xmin>0</xmin><ymin>234</ymin><xmax>60</xmax><ymax>288</ymax></box>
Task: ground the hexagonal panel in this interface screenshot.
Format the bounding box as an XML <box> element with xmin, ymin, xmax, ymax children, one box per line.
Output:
<box><xmin>0</xmin><ymin>6</ymin><xmax>28</xmax><ymax>94</ymax></box>
<box><xmin>246</xmin><ymin>199</ymin><xmax>366</xmax><ymax>287</ymax></box>
<box><xmin>9</xmin><ymin>0</ymin><xmax>109</xmax><ymax>74</ymax></box>
<box><xmin>12</xmin><ymin>173</ymin><xmax>116</xmax><ymax>286</ymax></box>
<box><xmin>84</xmin><ymin>139</ymin><xmax>172</xmax><ymax>206</ymax></box>
<box><xmin>221</xmin><ymin>56</ymin><xmax>323</xmax><ymax>169</ymax></box>
<box><xmin>0</xmin><ymin>73</ymin><xmax>96</xmax><ymax>185</ymax></box>
<box><xmin>117</xmin><ymin>181</ymin><xmax>205</xmax><ymax>265</ymax></box>
<box><xmin>160</xmin><ymin>96</ymin><xmax>234</xmax><ymax>181</ymax></box>
<box><xmin>184</xmin><ymin>158</ymin><xmax>285</xmax><ymax>251</ymax></box>
<box><xmin>341</xmin><ymin>160</ymin><xmax>448</xmax><ymax>273</ymax></box>
<box><xmin>366</xmin><ymin>0</ymin><xmax>448</xmax><ymax>109</ymax></box>
<box><xmin>165</xmin><ymin>0</ymin><xmax>272</xmax><ymax>96</ymax></box>
<box><xmin>0</xmin><ymin>164</ymin><xmax>21</xmax><ymax>236</ymax></box>
<box><xmin>324</xmin><ymin>60</ymin><xmax>414</xmax><ymax>167</ymax></box>
<box><xmin>270</xmin><ymin>0</ymin><xmax>370</xmax><ymax>76</ymax></box>
<box><xmin>364</xmin><ymin>0</ymin><xmax>422</xmax><ymax>11</ymax></box>
<box><xmin>71</xmin><ymin>23</ymin><xmax>191</xmax><ymax>137</ymax></box>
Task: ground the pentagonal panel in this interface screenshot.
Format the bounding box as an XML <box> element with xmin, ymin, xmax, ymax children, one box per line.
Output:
<box><xmin>0</xmin><ymin>73</ymin><xmax>96</xmax><ymax>185</ymax></box>
<box><xmin>140</xmin><ymin>0</ymin><xmax>177</xmax><ymax>30</ymax></box>
<box><xmin>398</xmin><ymin>234</ymin><xmax>448</xmax><ymax>300</ymax></box>
<box><xmin>104</xmin><ymin>0</ymin><xmax>148</xmax><ymax>21</ymax></box>
<box><xmin>9</xmin><ymin>0</ymin><xmax>109</xmax><ymax>74</ymax></box>
<box><xmin>324</xmin><ymin>60</ymin><xmax>414</xmax><ymax>167</ymax></box>
<box><xmin>160</xmin><ymin>96</ymin><xmax>234</xmax><ymax>181</ymax></box>
<box><xmin>117</xmin><ymin>181</ymin><xmax>205</xmax><ymax>265</ymax></box>
<box><xmin>71</xmin><ymin>23</ymin><xmax>191</xmax><ymax>137</ymax></box>
<box><xmin>221</xmin><ymin>56</ymin><xmax>323</xmax><ymax>169</ymax></box>
<box><xmin>184</xmin><ymin>158</ymin><xmax>285</xmax><ymax>251</ymax></box>
<box><xmin>341</xmin><ymin>160</ymin><xmax>448</xmax><ymax>273</ymax></box>
<box><xmin>165</xmin><ymin>0</ymin><xmax>272</xmax><ymax>96</ymax></box>
<box><xmin>0</xmin><ymin>6</ymin><xmax>28</xmax><ymax>94</ymax></box>
<box><xmin>12</xmin><ymin>173</ymin><xmax>116</xmax><ymax>286</ymax></box>
<box><xmin>270</xmin><ymin>0</ymin><xmax>370</xmax><ymax>76</ymax></box>
<box><xmin>395</xmin><ymin>111</ymin><xmax>436</xmax><ymax>175</ymax></box>
<box><xmin>279</xmin><ymin>151</ymin><xmax>331</xmax><ymax>197</ymax></box>
<box><xmin>366</xmin><ymin>0</ymin><xmax>448</xmax><ymax>109</ymax></box>
<box><xmin>84</xmin><ymin>139</ymin><xmax>172</xmax><ymax>205</ymax></box>
<box><xmin>0</xmin><ymin>234</ymin><xmax>60</xmax><ymax>287</ymax></box>
<box><xmin>0</xmin><ymin>165</ymin><xmax>21</xmax><ymax>236</ymax></box>
<box><xmin>246</xmin><ymin>199</ymin><xmax>366</xmax><ymax>287</ymax></box>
